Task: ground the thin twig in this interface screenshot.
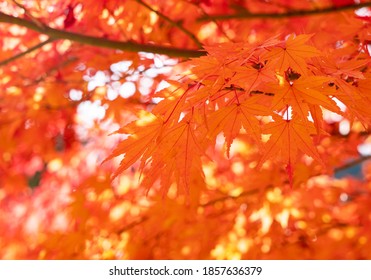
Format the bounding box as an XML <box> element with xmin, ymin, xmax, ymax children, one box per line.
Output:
<box><xmin>11</xmin><ymin>0</ymin><xmax>45</xmax><ymax>29</ymax></box>
<box><xmin>186</xmin><ymin>0</ymin><xmax>234</xmax><ymax>42</ymax></box>
<box><xmin>0</xmin><ymin>38</ymin><xmax>54</xmax><ymax>67</ymax></box>
<box><xmin>201</xmin><ymin>187</ymin><xmax>267</xmax><ymax>208</ymax></box>
<box><xmin>117</xmin><ymin>216</ymin><xmax>149</xmax><ymax>234</ymax></box>
<box><xmin>20</xmin><ymin>56</ymin><xmax>79</xmax><ymax>86</ymax></box>
<box><xmin>197</xmin><ymin>2</ymin><xmax>371</xmax><ymax>21</ymax></box>
<box><xmin>135</xmin><ymin>0</ymin><xmax>203</xmax><ymax>48</ymax></box>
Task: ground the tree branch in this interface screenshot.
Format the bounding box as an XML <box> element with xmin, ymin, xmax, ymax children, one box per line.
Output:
<box><xmin>0</xmin><ymin>12</ymin><xmax>206</xmax><ymax>58</ymax></box>
<box><xmin>334</xmin><ymin>155</ymin><xmax>371</xmax><ymax>174</ymax></box>
<box><xmin>200</xmin><ymin>187</ymin><xmax>270</xmax><ymax>208</ymax></box>
<box><xmin>135</xmin><ymin>0</ymin><xmax>203</xmax><ymax>48</ymax></box>
<box><xmin>0</xmin><ymin>38</ymin><xmax>54</xmax><ymax>67</ymax></box>
<box><xmin>1</xmin><ymin>2</ymin><xmax>369</xmax><ymax>59</ymax></box>
<box><xmin>197</xmin><ymin>2</ymin><xmax>371</xmax><ymax>21</ymax></box>
<box><xmin>117</xmin><ymin>216</ymin><xmax>149</xmax><ymax>234</ymax></box>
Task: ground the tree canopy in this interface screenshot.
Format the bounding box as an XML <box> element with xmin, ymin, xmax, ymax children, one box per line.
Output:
<box><xmin>0</xmin><ymin>0</ymin><xmax>370</xmax><ymax>259</ymax></box>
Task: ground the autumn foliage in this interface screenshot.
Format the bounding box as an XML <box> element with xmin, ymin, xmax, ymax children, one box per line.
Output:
<box><xmin>0</xmin><ymin>0</ymin><xmax>371</xmax><ymax>259</ymax></box>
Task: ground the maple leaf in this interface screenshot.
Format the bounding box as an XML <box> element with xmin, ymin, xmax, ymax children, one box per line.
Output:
<box><xmin>331</xmin><ymin>78</ymin><xmax>371</xmax><ymax>124</ymax></box>
<box><xmin>103</xmin><ymin>111</ymin><xmax>164</xmax><ymax>178</ymax></box>
<box><xmin>315</xmin><ymin>55</ymin><xmax>369</xmax><ymax>80</ymax></box>
<box><xmin>268</xmin><ymin>74</ymin><xmax>341</xmax><ymax>130</ymax></box>
<box><xmin>151</xmin><ymin>80</ymin><xmax>190</xmax><ymax>123</ymax></box>
<box><xmin>190</xmin><ymin>55</ymin><xmax>224</xmax><ymax>81</ymax></box>
<box><xmin>208</xmin><ymin>96</ymin><xmax>269</xmax><ymax>157</ymax></box>
<box><xmin>141</xmin><ymin>114</ymin><xmax>207</xmax><ymax>195</ymax></box>
<box><xmin>258</xmin><ymin>114</ymin><xmax>324</xmax><ymax>187</ymax></box>
<box><xmin>263</xmin><ymin>34</ymin><xmax>321</xmax><ymax>75</ymax></box>
<box><xmin>229</xmin><ymin>61</ymin><xmax>277</xmax><ymax>93</ymax></box>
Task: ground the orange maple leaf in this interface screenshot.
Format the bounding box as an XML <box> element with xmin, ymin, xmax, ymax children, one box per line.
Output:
<box><xmin>103</xmin><ymin>111</ymin><xmax>164</xmax><ymax>178</ymax></box>
<box><xmin>263</xmin><ymin>34</ymin><xmax>321</xmax><ymax>75</ymax></box>
<box><xmin>208</xmin><ymin>96</ymin><xmax>268</xmax><ymax>157</ymax></box>
<box><xmin>141</xmin><ymin>114</ymin><xmax>207</xmax><ymax>194</ymax></box>
<box><xmin>258</xmin><ymin>114</ymin><xmax>324</xmax><ymax>187</ymax></box>
<box><xmin>230</xmin><ymin>61</ymin><xmax>277</xmax><ymax>93</ymax></box>
<box><xmin>269</xmin><ymin>74</ymin><xmax>340</xmax><ymax>131</ymax></box>
<box><xmin>315</xmin><ymin>55</ymin><xmax>369</xmax><ymax>79</ymax></box>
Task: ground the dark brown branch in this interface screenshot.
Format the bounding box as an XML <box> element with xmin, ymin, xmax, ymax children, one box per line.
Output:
<box><xmin>334</xmin><ymin>155</ymin><xmax>371</xmax><ymax>174</ymax></box>
<box><xmin>197</xmin><ymin>3</ymin><xmax>371</xmax><ymax>21</ymax></box>
<box><xmin>135</xmin><ymin>0</ymin><xmax>203</xmax><ymax>48</ymax></box>
<box><xmin>0</xmin><ymin>38</ymin><xmax>54</xmax><ymax>67</ymax></box>
<box><xmin>0</xmin><ymin>12</ymin><xmax>206</xmax><ymax>58</ymax></box>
